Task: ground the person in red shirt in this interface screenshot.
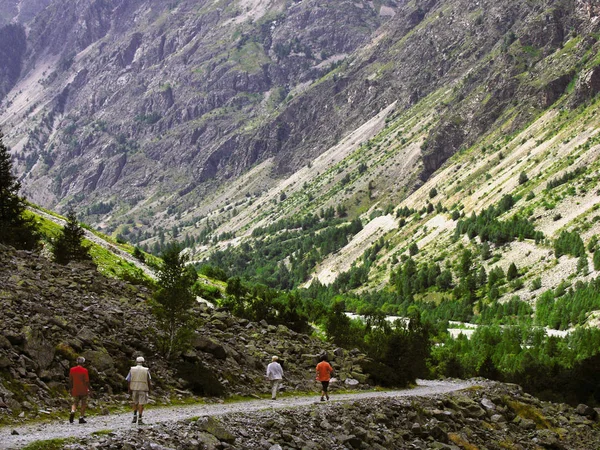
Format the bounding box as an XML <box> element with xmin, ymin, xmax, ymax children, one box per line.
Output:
<box><xmin>315</xmin><ymin>354</ymin><xmax>335</xmax><ymax>402</ymax></box>
<box><xmin>69</xmin><ymin>356</ymin><xmax>90</xmax><ymax>424</ymax></box>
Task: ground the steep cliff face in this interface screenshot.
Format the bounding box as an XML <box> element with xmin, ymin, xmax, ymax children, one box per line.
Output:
<box><xmin>0</xmin><ymin>23</ymin><xmax>26</xmax><ymax>99</ymax></box>
<box><xmin>0</xmin><ymin>0</ymin><xmax>401</xmax><ymax>224</ymax></box>
<box><xmin>0</xmin><ymin>0</ymin><xmax>51</xmax><ymax>25</ymax></box>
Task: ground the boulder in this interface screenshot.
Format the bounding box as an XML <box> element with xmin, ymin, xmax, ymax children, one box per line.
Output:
<box><xmin>576</xmin><ymin>404</ymin><xmax>597</xmax><ymax>418</ymax></box>
<box><xmin>193</xmin><ymin>336</ymin><xmax>227</xmax><ymax>360</ymax></box>
<box><xmin>24</xmin><ymin>329</ymin><xmax>55</xmax><ymax>370</ymax></box>
<box><xmin>82</xmin><ymin>347</ymin><xmax>115</xmax><ymax>372</ymax></box>
<box><xmin>196</xmin><ymin>417</ymin><xmax>235</xmax><ymax>443</ymax></box>
<box><xmin>196</xmin><ymin>431</ymin><xmax>221</xmax><ymax>450</ymax></box>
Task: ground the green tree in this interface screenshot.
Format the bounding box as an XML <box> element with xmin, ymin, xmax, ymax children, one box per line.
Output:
<box><xmin>459</xmin><ymin>249</ymin><xmax>473</xmax><ymax>278</ymax></box>
<box><xmin>133</xmin><ymin>246</ymin><xmax>146</xmax><ymax>262</ymax></box>
<box><xmin>52</xmin><ymin>209</ymin><xmax>92</xmax><ymax>264</ymax></box>
<box><xmin>594</xmin><ymin>251</ymin><xmax>600</xmax><ymax>271</ymax></box>
<box><xmin>518</xmin><ymin>171</ymin><xmax>529</xmax><ymax>185</ymax></box>
<box><xmin>507</xmin><ymin>263</ymin><xmax>518</xmax><ymax>281</ymax></box>
<box><xmin>481</xmin><ymin>242</ymin><xmax>491</xmax><ymax>260</ymax></box>
<box><xmin>0</xmin><ymin>133</ymin><xmax>39</xmax><ymax>250</ymax></box>
<box><xmin>152</xmin><ymin>243</ymin><xmax>198</xmax><ymax>359</ymax></box>
<box><xmin>588</xmin><ymin>235</ymin><xmax>598</xmax><ymax>253</ymax></box>
<box><xmin>577</xmin><ymin>255</ymin><xmax>589</xmax><ymax>275</ymax></box>
<box><xmin>409</xmin><ymin>242</ymin><xmax>419</xmax><ymax>256</ymax></box>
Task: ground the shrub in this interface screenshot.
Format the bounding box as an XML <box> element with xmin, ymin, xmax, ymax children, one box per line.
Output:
<box><xmin>530</xmin><ymin>277</ymin><xmax>542</xmax><ymax>291</ymax></box>
<box><xmin>518</xmin><ymin>171</ymin><xmax>529</xmax><ymax>185</ymax></box>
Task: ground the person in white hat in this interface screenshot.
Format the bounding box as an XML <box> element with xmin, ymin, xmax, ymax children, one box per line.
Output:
<box><xmin>265</xmin><ymin>355</ymin><xmax>284</xmax><ymax>400</ymax></box>
<box><xmin>126</xmin><ymin>356</ymin><xmax>152</xmax><ymax>424</ymax></box>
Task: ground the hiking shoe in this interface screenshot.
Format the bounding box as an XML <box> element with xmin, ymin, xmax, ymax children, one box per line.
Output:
<box><xmin>78</xmin><ymin>417</ymin><xmax>87</xmax><ymax>424</ymax></box>
<box><xmin>326</xmin><ymin>395</ymin><xmax>330</xmax><ymax>401</ymax></box>
<box><xmin>320</xmin><ymin>397</ymin><xmax>325</xmax><ymax>402</ymax></box>
<box><xmin>137</xmin><ymin>418</ymin><xmax>144</xmax><ymax>425</ymax></box>
<box><xmin>131</xmin><ymin>416</ymin><xmax>137</xmax><ymax>424</ymax></box>
<box><xmin>69</xmin><ymin>412</ymin><xmax>75</xmax><ymax>424</ymax></box>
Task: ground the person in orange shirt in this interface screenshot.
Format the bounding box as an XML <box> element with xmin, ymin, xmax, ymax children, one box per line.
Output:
<box><xmin>315</xmin><ymin>355</ymin><xmax>334</xmax><ymax>402</ymax></box>
<box><xmin>69</xmin><ymin>356</ymin><xmax>90</xmax><ymax>424</ymax></box>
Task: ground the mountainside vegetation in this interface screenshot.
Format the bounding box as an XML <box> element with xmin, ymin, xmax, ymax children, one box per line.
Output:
<box><xmin>3</xmin><ymin>0</ymin><xmax>600</xmax><ymax>432</ymax></box>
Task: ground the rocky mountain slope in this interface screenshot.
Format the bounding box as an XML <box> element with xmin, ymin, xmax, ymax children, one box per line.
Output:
<box><xmin>0</xmin><ymin>0</ymin><xmax>596</xmax><ymax>245</ymax></box>
<box><xmin>0</xmin><ymin>0</ymin><xmax>402</xmax><ymax>229</ymax></box>
<box><xmin>2</xmin><ymin>0</ymin><xmax>600</xmax><ymax>312</ymax></box>
<box><xmin>174</xmin><ymin>0</ymin><xmax>600</xmax><ymax>309</ymax></box>
<box><xmin>0</xmin><ymin>244</ymin><xmax>371</xmax><ymax>422</ymax></box>
<box><xmin>0</xmin><ymin>0</ymin><xmax>51</xmax><ymax>26</ymax></box>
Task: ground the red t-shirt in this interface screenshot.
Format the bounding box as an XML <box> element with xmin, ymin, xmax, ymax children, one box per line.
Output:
<box><xmin>69</xmin><ymin>365</ymin><xmax>89</xmax><ymax>396</ymax></box>
<box><xmin>316</xmin><ymin>361</ymin><xmax>334</xmax><ymax>382</ymax></box>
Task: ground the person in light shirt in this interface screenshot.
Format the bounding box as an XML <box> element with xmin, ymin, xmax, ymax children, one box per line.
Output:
<box><xmin>126</xmin><ymin>356</ymin><xmax>152</xmax><ymax>425</ymax></box>
<box><xmin>266</xmin><ymin>355</ymin><xmax>284</xmax><ymax>400</ymax></box>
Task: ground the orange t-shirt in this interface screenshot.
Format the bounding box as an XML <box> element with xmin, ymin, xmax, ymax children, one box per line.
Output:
<box><xmin>316</xmin><ymin>361</ymin><xmax>333</xmax><ymax>382</ymax></box>
<box><xmin>69</xmin><ymin>365</ymin><xmax>89</xmax><ymax>396</ymax></box>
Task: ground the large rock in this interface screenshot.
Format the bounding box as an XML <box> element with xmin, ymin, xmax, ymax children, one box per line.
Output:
<box><xmin>192</xmin><ymin>336</ymin><xmax>227</xmax><ymax>360</ymax></box>
<box><xmin>196</xmin><ymin>416</ymin><xmax>235</xmax><ymax>443</ymax></box>
<box><xmin>23</xmin><ymin>329</ymin><xmax>55</xmax><ymax>370</ymax></box>
<box><xmin>82</xmin><ymin>347</ymin><xmax>115</xmax><ymax>372</ymax></box>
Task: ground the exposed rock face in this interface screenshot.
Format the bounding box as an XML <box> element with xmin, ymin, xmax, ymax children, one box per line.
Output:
<box><xmin>0</xmin><ymin>23</ymin><xmax>26</xmax><ymax>99</ymax></box>
<box><xmin>2</xmin><ymin>0</ymin><xmax>600</xmax><ymax>251</ymax></box>
<box><xmin>58</xmin><ymin>382</ymin><xmax>600</xmax><ymax>449</ymax></box>
<box><xmin>0</xmin><ymin>0</ymin><xmax>51</xmax><ymax>25</ymax></box>
<box><xmin>0</xmin><ymin>244</ymin><xmax>370</xmax><ymax>419</ymax></box>
<box><xmin>0</xmin><ymin>0</ymin><xmax>596</xmax><ymax>239</ymax></box>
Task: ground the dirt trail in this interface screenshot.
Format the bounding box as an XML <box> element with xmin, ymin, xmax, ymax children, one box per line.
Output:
<box><xmin>1</xmin><ymin>380</ymin><xmax>470</xmax><ymax>449</ymax></box>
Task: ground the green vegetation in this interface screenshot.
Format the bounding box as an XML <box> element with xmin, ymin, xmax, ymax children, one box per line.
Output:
<box><xmin>22</xmin><ymin>438</ymin><xmax>75</xmax><ymax>450</ymax></box>
<box><xmin>151</xmin><ymin>243</ymin><xmax>197</xmax><ymax>359</ymax></box>
<box><xmin>455</xmin><ymin>195</ymin><xmax>544</xmax><ymax>245</ymax></box>
<box><xmin>52</xmin><ymin>209</ymin><xmax>93</xmax><ymax>265</ymax></box>
<box><xmin>204</xmin><ymin>214</ymin><xmax>363</xmax><ymax>290</ymax></box>
<box><xmin>430</xmin><ymin>325</ymin><xmax>600</xmax><ymax>405</ymax></box>
<box><xmin>545</xmin><ymin>167</ymin><xmax>585</xmax><ymax>191</ymax></box>
<box><xmin>535</xmin><ymin>277</ymin><xmax>600</xmax><ymax>329</ymax></box>
<box><xmin>0</xmin><ymin>133</ymin><xmax>40</xmax><ymax>250</ymax></box>
<box><xmin>554</xmin><ymin>230</ymin><xmax>585</xmax><ymax>258</ymax></box>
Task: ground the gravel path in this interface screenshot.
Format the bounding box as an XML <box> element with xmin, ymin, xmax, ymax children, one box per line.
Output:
<box><xmin>0</xmin><ymin>380</ymin><xmax>470</xmax><ymax>449</ymax></box>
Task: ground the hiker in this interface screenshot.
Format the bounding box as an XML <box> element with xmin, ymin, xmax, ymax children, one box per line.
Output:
<box><xmin>69</xmin><ymin>356</ymin><xmax>90</xmax><ymax>424</ymax></box>
<box><xmin>126</xmin><ymin>356</ymin><xmax>152</xmax><ymax>424</ymax></box>
<box><xmin>266</xmin><ymin>355</ymin><xmax>284</xmax><ymax>400</ymax></box>
<box><xmin>316</xmin><ymin>354</ymin><xmax>335</xmax><ymax>401</ymax></box>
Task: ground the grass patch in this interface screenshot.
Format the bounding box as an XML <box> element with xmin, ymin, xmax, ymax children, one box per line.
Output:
<box><xmin>22</xmin><ymin>438</ymin><xmax>75</xmax><ymax>450</ymax></box>
<box><xmin>506</xmin><ymin>399</ymin><xmax>553</xmax><ymax>430</ymax></box>
<box><xmin>448</xmin><ymin>433</ymin><xmax>479</xmax><ymax>450</ymax></box>
<box><xmin>91</xmin><ymin>429</ymin><xmax>113</xmax><ymax>436</ymax></box>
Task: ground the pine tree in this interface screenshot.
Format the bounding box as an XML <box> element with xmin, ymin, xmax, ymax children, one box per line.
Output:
<box><xmin>0</xmin><ymin>133</ymin><xmax>39</xmax><ymax>250</ymax></box>
<box><xmin>507</xmin><ymin>262</ymin><xmax>518</xmax><ymax>281</ymax></box>
<box><xmin>152</xmin><ymin>243</ymin><xmax>197</xmax><ymax>359</ymax></box>
<box><xmin>52</xmin><ymin>209</ymin><xmax>92</xmax><ymax>264</ymax></box>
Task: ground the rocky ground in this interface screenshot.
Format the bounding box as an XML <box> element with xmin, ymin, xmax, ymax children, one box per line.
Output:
<box><xmin>0</xmin><ymin>245</ymin><xmax>372</xmax><ymax>424</ymax></box>
<box><xmin>3</xmin><ymin>381</ymin><xmax>599</xmax><ymax>450</ymax></box>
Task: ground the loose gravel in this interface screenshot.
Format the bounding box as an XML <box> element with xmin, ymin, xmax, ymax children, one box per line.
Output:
<box><xmin>0</xmin><ymin>380</ymin><xmax>470</xmax><ymax>449</ymax></box>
